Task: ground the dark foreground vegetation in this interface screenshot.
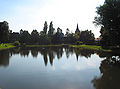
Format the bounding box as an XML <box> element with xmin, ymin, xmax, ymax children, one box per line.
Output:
<box><xmin>0</xmin><ymin>0</ymin><xmax>120</xmax><ymax>51</ymax></box>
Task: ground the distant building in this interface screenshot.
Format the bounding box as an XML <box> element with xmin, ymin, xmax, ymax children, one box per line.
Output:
<box><xmin>75</xmin><ymin>24</ymin><xmax>80</xmax><ymax>33</ymax></box>
<box><xmin>95</xmin><ymin>36</ymin><xmax>102</xmax><ymax>41</ymax></box>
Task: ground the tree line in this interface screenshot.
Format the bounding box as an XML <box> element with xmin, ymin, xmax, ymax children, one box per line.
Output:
<box><xmin>0</xmin><ymin>21</ymin><xmax>95</xmax><ymax>45</ymax></box>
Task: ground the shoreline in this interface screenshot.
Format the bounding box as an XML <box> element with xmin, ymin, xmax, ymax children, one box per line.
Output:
<box><xmin>69</xmin><ymin>45</ymin><xmax>112</xmax><ymax>52</ymax></box>
<box><xmin>26</xmin><ymin>44</ymin><xmax>112</xmax><ymax>52</ymax></box>
<box><xmin>0</xmin><ymin>44</ymin><xmax>112</xmax><ymax>52</ymax></box>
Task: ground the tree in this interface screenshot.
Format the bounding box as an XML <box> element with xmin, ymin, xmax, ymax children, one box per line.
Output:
<box><xmin>39</xmin><ymin>31</ymin><xmax>51</xmax><ymax>45</ymax></box>
<box><xmin>48</xmin><ymin>21</ymin><xmax>55</xmax><ymax>36</ymax></box>
<box><xmin>43</xmin><ymin>21</ymin><xmax>48</xmax><ymax>34</ymax></box>
<box><xmin>94</xmin><ymin>0</ymin><xmax>120</xmax><ymax>47</ymax></box>
<box><xmin>0</xmin><ymin>21</ymin><xmax>9</xmax><ymax>43</ymax></box>
<box><xmin>79</xmin><ymin>30</ymin><xmax>95</xmax><ymax>45</ymax></box>
<box><xmin>65</xmin><ymin>28</ymin><xmax>70</xmax><ymax>37</ymax></box>
<box><xmin>19</xmin><ymin>30</ymin><xmax>31</xmax><ymax>44</ymax></box>
<box><xmin>31</xmin><ymin>30</ymin><xmax>39</xmax><ymax>44</ymax></box>
<box><xmin>52</xmin><ymin>27</ymin><xmax>64</xmax><ymax>44</ymax></box>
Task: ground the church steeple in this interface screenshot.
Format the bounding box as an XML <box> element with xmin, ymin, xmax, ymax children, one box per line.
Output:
<box><xmin>75</xmin><ymin>24</ymin><xmax>80</xmax><ymax>33</ymax></box>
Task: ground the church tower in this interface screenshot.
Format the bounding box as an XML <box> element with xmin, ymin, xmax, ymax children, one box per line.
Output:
<box><xmin>75</xmin><ymin>24</ymin><xmax>80</xmax><ymax>33</ymax></box>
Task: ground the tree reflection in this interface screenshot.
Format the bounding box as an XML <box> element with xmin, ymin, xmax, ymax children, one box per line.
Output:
<box><xmin>31</xmin><ymin>50</ymin><xmax>38</xmax><ymax>57</ymax></box>
<box><xmin>64</xmin><ymin>47</ymin><xmax>74</xmax><ymax>58</ymax></box>
<box><xmin>0</xmin><ymin>47</ymin><xmax>99</xmax><ymax>67</ymax></box>
<box><xmin>92</xmin><ymin>56</ymin><xmax>120</xmax><ymax>89</ymax></box>
<box><xmin>74</xmin><ymin>48</ymin><xmax>94</xmax><ymax>60</ymax></box>
<box><xmin>0</xmin><ymin>50</ymin><xmax>10</xmax><ymax>67</ymax></box>
<box><xmin>20</xmin><ymin>50</ymin><xmax>30</xmax><ymax>57</ymax></box>
<box><xmin>39</xmin><ymin>47</ymin><xmax>63</xmax><ymax>66</ymax></box>
<box><xmin>40</xmin><ymin>48</ymin><xmax>48</xmax><ymax>66</ymax></box>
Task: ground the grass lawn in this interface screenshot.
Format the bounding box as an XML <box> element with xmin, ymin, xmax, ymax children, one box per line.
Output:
<box><xmin>0</xmin><ymin>43</ymin><xmax>15</xmax><ymax>50</ymax></box>
<box><xmin>70</xmin><ymin>45</ymin><xmax>112</xmax><ymax>52</ymax></box>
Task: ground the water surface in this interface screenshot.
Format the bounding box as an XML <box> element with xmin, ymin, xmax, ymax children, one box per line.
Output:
<box><xmin>0</xmin><ymin>47</ymin><xmax>120</xmax><ymax>89</ymax></box>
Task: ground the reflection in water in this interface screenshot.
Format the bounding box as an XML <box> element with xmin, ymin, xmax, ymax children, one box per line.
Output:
<box><xmin>0</xmin><ymin>47</ymin><xmax>97</xmax><ymax>67</ymax></box>
<box><xmin>92</xmin><ymin>56</ymin><xmax>120</xmax><ymax>89</ymax></box>
<box><xmin>0</xmin><ymin>50</ymin><xmax>10</xmax><ymax>67</ymax></box>
<box><xmin>0</xmin><ymin>47</ymin><xmax>120</xmax><ymax>89</ymax></box>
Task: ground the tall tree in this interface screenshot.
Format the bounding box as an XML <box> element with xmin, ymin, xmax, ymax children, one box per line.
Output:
<box><xmin>94</xmin><ymin>0</ymin><xmax>120</xmax><ymax>47</ymax></box>
<box><xmin>43</xmin><ymin>21</ymin><xmax>48</xmax><ymax>34</ymax></box>
<box><xmin>65</xmin><ymin>28</ymin><xmax>70</xmax><ymax>37</ymax></box>
<box><xmin>48</xmin><ymin>21</ymin><xmax>55</xmax><ymax>36</ymax></box>
<box><xmin>0</xmin><ymin>21</ymin><xmax>9</xmax><ymax>43</ymax></box>
<box><xmin>52</xmin><ymin>27</ymin><xmax>64</xmax><ymax>44</ymax></box>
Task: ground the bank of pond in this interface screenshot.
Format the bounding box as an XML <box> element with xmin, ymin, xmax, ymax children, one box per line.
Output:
<box><xmin>0</xmin><ymin>43</ymin><xmax>112</xmax><ymax>52</ymax></box>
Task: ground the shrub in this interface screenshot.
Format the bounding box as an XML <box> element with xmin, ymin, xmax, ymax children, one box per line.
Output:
<box><xmin>13</xmin><ymin>41</ymin><xmax>20</xmax><ymax>47</ymax></box>
<box><xmin>76</xmin><ymin>41</ymin><xmax>83</xmax><ymax>45</ymax></box>
<box><xmin>22</xmin><ymin>43</ymin><xmax>26</xmax><ymax>47</ymax></box>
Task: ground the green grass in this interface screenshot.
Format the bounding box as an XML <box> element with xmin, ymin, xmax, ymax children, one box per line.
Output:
<box><xmin>0</xmin><ymin>43</ymin><xmax>15</xmax><ymax>50</ymax></box>
<box><xmin>70</xmin><ymin>45</ymin><xmax>112</xmax><ymax>52</ymax></box>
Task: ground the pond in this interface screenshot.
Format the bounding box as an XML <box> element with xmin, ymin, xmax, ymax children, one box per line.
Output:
<box><xmin>0</xmin><ymin>47</ymin><xmax>120</xmax><ymax>89</ymax></box>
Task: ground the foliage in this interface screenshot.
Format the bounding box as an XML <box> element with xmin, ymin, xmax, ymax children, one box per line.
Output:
<box><xmin>22</xmin><ymin>43</ymin><xmax>26</xmax><ymax>47</ymax></box>
<box><xmin>48</xmin><ymin>21</ymin><xmax>55</xmax><ymax>36</ymax></box>
<box><xmin>76</xmin><ymin>41</ymin><xmax>83</xmax><ymax>45</ymax></box>
<box><xmin>13</xmin><ymin>41</ymin><xmax>20</xmax><ymax>47</ymax></box>
<box><xmin>31</xmin><ymin>30</ymin><xmax>39</xmax><ymax>44</ymax></box>
<box><xmin>94</xmin><ymin>0</ymin><xmax>120</xmax><ymax>47</ymax></box>
<box><xmin>0</xmin><ymin>21</ymin><xmax>95</xmax><ymax>46</ymax></box>
<box><xmin>79</xmin><ymin>30</ymin><xmax>95</xmax><ymax>45</ymax></box>
<box><xmin>0</xmin><ymin>21</ymin><xmax>9</xmax><ymax>43</ymax></box>
<box><xmin>39</xmin><ymin>34</ymin><xmax>51</xmax><ymax>45</ymax></box>
<box><xmin>43</xmin><ymin>21</ymin><xmax>48</xmax><ymax>34</ymax></box>
<box><xmin>64</xmin><ymin>33</ymin><xmax>76</xmax><ymax>44</ymax></box>
<box><xmin>19</xmin><ymin>30</ymin><xmax>31</xmax><ymax>44</ymax></box>
<box><xmin>51</xmin><ymin>27</ymin><xmax>64</xmax><ymax>44</ymax></box>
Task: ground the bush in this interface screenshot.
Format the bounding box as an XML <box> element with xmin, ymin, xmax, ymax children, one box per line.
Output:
<box><xmin>13</xmin><ymin>41</ymin><xmax>20</xmax><ymax>47</ymax></box>
<box><xmin>76</xmin><ymin>41</ymin><xmax>83</xmax><ymax>45</ymax></box>
<box><xmin>22</xmin><ymin>43</ymin><xmax>26</xmax><ymax>47</ymax></box>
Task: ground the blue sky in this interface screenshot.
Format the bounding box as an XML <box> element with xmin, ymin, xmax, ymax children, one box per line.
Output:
<box><xmin>0</xmin><ymin>0</ymin><xmax>105</xmax><ymax>37</ymax></box>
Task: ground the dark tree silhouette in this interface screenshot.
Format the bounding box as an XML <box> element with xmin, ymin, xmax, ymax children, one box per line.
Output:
<box><xmin>43</xmin><ymin>21</ymin><xmax>48</xmax><ymax>34</ymax></box>
<box><xmin>31</xmin><ymin>30</ymin><xmax>39</xmax><ymax>44</ymax></box>
<box><xmin>0</xmin><ymin>21</ymin><xmax>9</xmax><ymax>43</ymax></box>
<box><xmin>79</xmin><ymin>30</ymin><xmax>95</xmax><ymax>45</ymax></box>
<box><xmin>48</xmin><ymin>21</ymin><xmax>55</xmax><ymax>36</ymax></box>
<box><xmin>19</xmin><ymin>30</ymin><xmax>31</xmax><ymax>44</ymax></box>
<box><xmin>94</xmin><ymin>0</ymin><xmax>120</xmax><ymax>47</ymax></box>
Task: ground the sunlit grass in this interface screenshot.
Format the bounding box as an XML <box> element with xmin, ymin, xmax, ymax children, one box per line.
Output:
<box><xmin>70</xmin><ymin>45</ymin><xmax>112</xmax><ymax>52</ymax></box>
<box><xmin>0</xmin><ymin>43</ymin><xmax>15</xmax><ymax>50</ymax></box>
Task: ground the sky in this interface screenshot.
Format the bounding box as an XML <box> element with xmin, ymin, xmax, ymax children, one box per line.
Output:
<box><xmin>0</xmin><ymin>0</ymin><xmax>105</xmax><ymax>37</ymax></box>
